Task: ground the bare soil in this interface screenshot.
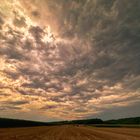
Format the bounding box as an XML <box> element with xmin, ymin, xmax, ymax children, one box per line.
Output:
<box><xmin>0</xmin><ymin>125</ymin><xmax>140</xmax><ymax>140</ymax></box>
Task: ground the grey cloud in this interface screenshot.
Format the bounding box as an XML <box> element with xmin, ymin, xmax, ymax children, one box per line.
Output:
<box><xmin>0</xmin><ymin>0</ymin><xmax>140</xmax><ymax>120</ymax></box>
<box><xmin>0</xmin><ymin>16</ymin><xmax>4</xmax><ymax>25</ymax></box>
<box><xmin>0</xmin><ymin>33</ymin><xmax>29</xmax><ymax>61</ymax></box>
<box><xmin>0</xmin><ymin>93</ymin><xmax>10</xmax><ymax>97</ymax></box>
<box><xmin>13</xmin><ymin>13</ymin><xmax>27</xmax><ymax>27</ymax></box>
<box><xmin>74</xmin><ymin>108</ymin><xmax>88</xmax><ymax>113</ymax></box>
<box><xmin>3</xmin><ymin>100</ymin><xmax>29</xmax><ymax>105</ymax></box>
<box><xmin>31</xmin><ymin>11</ymin><xmax>40</xmax><ymax>17</ymax></box>
<box><xmin>40</xmin><ymin>105</ymin><xmax>58</xmax><ymax>110</ymax></box>
<box><xmin>122</xmin><ymin>76</ymin><xmax>140</xmax><ymax>91</ymax></box>
<box><xmin>0</xmin><ymin>47</ymin><xmax>26</xmax><ymax>60</ymax></box>
<box><xmin>29</xmin><ymin>26</ymin><xmax>44</xmax><ymax>43</ymax></box>
<box><xmin>95</xmin><ymin>102</ymin><xmax>140</xmax><ymax>120</ymax></box>
<box><xmin>4</xmin><ymin>70</ymin><xmax>20</xmax><ymax>80</ymax></box>
<box><xmin>0</xmin><ymin>106</ymin><xmax>22</xmax><ymax>111</ymax></box>
<box><xmin>23</xmin><ymin>39</ymin><xmax>34</xmax><ymax>51</ymax></box>
<box><xmin>53</xmin><ymin>0</ymin><xmax>140</xmax><ymax>88</ymax></box>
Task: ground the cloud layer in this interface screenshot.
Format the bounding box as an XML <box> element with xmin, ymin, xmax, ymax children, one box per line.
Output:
<box><xmin>0</xmin><ymin>0</ymin><xmax>140</xmax><ymax>121</ymax></box>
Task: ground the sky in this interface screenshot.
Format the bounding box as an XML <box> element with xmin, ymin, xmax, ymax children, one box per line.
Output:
<box><xmin>0</xmin><ymin>0</ymin><xmax>140</xmax><ymax>122</ymax></box>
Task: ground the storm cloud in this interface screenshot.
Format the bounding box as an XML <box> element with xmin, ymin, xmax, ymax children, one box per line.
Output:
<box><xmin>0</xmin><ymin>0</ymin><xmax>140</xmax><ymax>121</ymax></box>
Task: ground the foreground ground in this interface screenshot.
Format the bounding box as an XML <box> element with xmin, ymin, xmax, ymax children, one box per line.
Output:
<box><xmin>0</xmin><ymin>125</ymin><xmax>140</xmax><ymax>140</ymax></box>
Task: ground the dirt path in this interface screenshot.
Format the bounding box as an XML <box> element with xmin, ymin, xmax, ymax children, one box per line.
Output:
<box><xmin>0</xmin><ymin>125</ymin><xmax>140</xmax><ymax>140</ymax></box>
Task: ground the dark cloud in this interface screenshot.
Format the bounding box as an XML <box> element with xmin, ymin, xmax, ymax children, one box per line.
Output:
<box><xmin>29</xmin><ymin>26</ymin><xmax>44</xmax><ymax>43</ymax></box>
<box><xmin>50</xmin><ymin>0</ymin><xmax>140</xmax><ymax>89</ymax></box>
<box><xmin>0</xmin><ymin>0</ymin><xmax>140</xmax><ymax>121</ymax></box>
<box><xmin>4</xmin><ymin>70</ymin><xmax>20</xmax><ymax>80</ymax></box>
<box><xmin>0</xmin><ymin>47</ymin><xmax>26</xmax><ymax>60</ymax></box>
<box><xmin>40</xmin><ymin>105</ymin><xmax>58</xmax><ymax>110</ymax></box>
<box><xmin>0</xmin><ymin>16</ymin><xmax>4</xmax><ymax>25</ymax></box>
<box><xmin>31</xmin><ymin>11</ymin><xmax>40</xmax><ymax>17</ymax></box>
<box><xmin>3</xmin><ymin>100</ymin><xmax>29</xmax><ymax>105</ymax></box>
<box><xmin>13</xmin><ymin>12</ymin><xmax>27</xmax><ymax>27</ymax></box>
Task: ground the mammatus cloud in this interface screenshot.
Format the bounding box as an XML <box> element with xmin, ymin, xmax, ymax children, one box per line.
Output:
<box><xmin>0</xmin><ymin>0</ymin><xmax>140</xmax><ymax>121</ymax></box>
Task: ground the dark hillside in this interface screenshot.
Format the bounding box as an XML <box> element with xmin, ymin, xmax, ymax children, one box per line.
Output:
<box><xmin>105</xmin><ymin>117</ymin><xmax>140</xmax><ymax>124</ymax></box>
<box><xmin>0</xmin><ymin>118</ymin><xmax>48</xmax><ymax>128</ymax></box>
<box><xmin>0</xmin><ymin>117</ymin><xmax>140</xmax><ymax>127</ymax></box>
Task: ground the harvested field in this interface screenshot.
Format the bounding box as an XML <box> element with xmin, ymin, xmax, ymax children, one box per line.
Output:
<box><xmin>0</xmin><ymin>125</ymin><xmax>140</xmax><ymax>140</ymax></box>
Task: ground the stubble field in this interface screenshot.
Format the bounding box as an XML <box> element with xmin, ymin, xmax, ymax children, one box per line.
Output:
<box><xmin>0</xmin><ymin>125</ymin><xmax>140</xmax><ymax>140</ymax></box>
